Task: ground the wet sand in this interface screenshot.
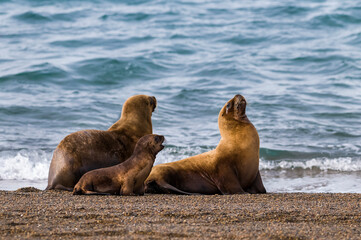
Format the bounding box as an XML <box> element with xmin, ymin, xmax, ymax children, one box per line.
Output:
<box><xmin>1</xmin><ymin>188</ymin><xmax>360</xmax><ymax>239</ymax></box>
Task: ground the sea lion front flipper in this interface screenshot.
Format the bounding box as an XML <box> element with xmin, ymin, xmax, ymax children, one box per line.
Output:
<box><xmin>217</xmin><ymin>182</ymin><xmax>246</xmax><ymax>195</ymax></box>
<box><xmin>120</xmin><ymin>180</ymin><xmax>135</xmax><ymax>196</ymax></box>
<box><xmin>134</xmin><ymin>184</ymin><xmax>145</xmax><ymax>196</ymax></box>
<box><xmin>47</xmin><ymin>184</ymin><xmax>73</xmax><ymax>192</ymax></box>
<box><xmin>215</xmin><ymin>167</ymin><xmax>246</xmax><ymax>194</ymax></box>
<box><xmin>245</xmin><ymin>170</ymin><xmax>266</xmax><ymax>194</ymax></box>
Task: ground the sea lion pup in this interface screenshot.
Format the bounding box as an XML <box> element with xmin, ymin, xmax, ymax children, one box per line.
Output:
<box><xmin>73</xmin><ymin>134</ymin><xmax>165</xmax><ymax>195</ymax></box>
<box><xmin>46</xmin><ymin>95</ymin><xmax>157</xmax><ymax>191</ymax></box>
<box><xmin>145</xmin><ymin>94</ymin><xmax>266</xmax><ymax>195</ymax></box>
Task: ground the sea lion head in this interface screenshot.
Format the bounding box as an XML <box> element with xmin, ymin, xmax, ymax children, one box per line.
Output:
<box><xmin>122</xmin><ymin>95</ymin><xmax>156</xmax><ymax>116</ymax></box>
<box><xmin>118</xmin><ymin>95</ymin><xmax>157</xmax><ymax>126</ymax></box>
<box><xmin>108</xmin><ymin>95</ymin><xmax>156</xmax><ymax>132</ymax></box>
<box><xmin>134</xmin><ymin>134</ymin><xmax>165</xmax><ymax>155</ymax></box>
<box><xmin>221</xmin><ymin>94</ymin><xmax>249</xmax><ymax>122</ymax></box>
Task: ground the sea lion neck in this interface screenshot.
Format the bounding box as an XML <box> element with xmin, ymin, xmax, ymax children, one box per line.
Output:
<box><xmin>108</xmin><ymin>118</ymin><xmax>152</xmax><ymax>138</ymax></box>
<box><xmin>218</xmin><ymin>118</ymin><xmax>252</xmax><ymax>140</ymax></box>
<box><xmin>108</xmin><ymin>94</ymin><xmax>154</xmax><ymax>133</ymax></box>
<box><xmin>135</xmin><ymin>149</ymin><xmax>157</xmax><ymax>162</ymax></box>
<box><xmin>218</xmin><ymin>105</ymin><xmax>254</xmax><ymax>142</ymax></box>
<box><xmin>134</xmin><ymin>143</ymin><xmax>162</xmax><ymax>159</ymax></box>
<box><xmin>107</xmin><ymin>106</ymin><xmax>153</xmax><ymax>135</ymax></box>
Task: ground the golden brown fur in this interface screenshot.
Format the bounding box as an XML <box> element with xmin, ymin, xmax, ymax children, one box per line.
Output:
<box><xmin>145</xmin><ymin>94</ymin><xmax>266</xmax><ymax>195</ymax></box>
<box><xmin>46</xmin><ymin>95</ymin><xmax>156</xmax><ymax>191</ymax></box>
<box><xmin>73</xmin><ymin>134</ymin><xmax>165</xmax><ymax>195</ymax></box>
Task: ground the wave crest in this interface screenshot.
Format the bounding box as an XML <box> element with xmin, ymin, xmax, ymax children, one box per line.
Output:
<box><xmin>0</xmin><ymin>151</ymin><xmax>51</xmax><ymax>180</ymax></box>
<box><xmin>260</xmin><ymin>157</ymin><xmax>361</xmax><ymax>172</ymax></box>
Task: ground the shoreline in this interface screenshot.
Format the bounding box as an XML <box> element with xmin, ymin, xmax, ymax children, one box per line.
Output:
<box><xmin>1</xmin><ymin>189</ymin><xmax>360</xmax><ymax>239</ymax></box>
<box><xmin>1</xmin><ymin>171</ymin><xmax>361</xmax><ymax>193</ymax></box>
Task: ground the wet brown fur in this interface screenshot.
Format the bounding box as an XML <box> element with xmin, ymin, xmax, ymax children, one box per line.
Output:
<box><xmin>145</xmin><ymin>94</ymin><xmax>266</xmax><ymax>195</ymax></box>
<box><xmin>46</xmin><ymin>95</ymin><xmax>157</xmax><ymax>191</ymax></box>
<box><xmin>73</xmin><ymin>134</ymin><xmax>165</xmax><ymax>195</ymax></box>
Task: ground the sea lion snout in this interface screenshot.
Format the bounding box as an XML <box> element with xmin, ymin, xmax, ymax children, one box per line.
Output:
<box><xmin>234</xmin><ymin>94</ymin><xmax>246</xmax><ymax>104</ymax></box>
<box><xmin>149</xmin><ymin>96</ymin><xmax>157</xmax><ymax>112</ymax></box>
<box><xmin>137</xmin><ymin>134</ymin><xmax>165</xmax><ymax>153</ymax></box>
<box><xmin>155</xmin><ymin>135</ymin><xmax>165</xmax><ymax>144</ymax></box>
<box><xmin>154</xmin><ymin>135</ymin><xmax>165</xmax><ymax>151</ymax></box>
<box><xmin>224</xmin><ymin>94</ymin><xmax>246</xmax><ymax>115</ymax></box>
<box><xmin>221</xmin><ymin>94</ymin><xmax>249</xmax><ymax>122</ymax></box>
<box><xmin>234</xmin><ymin>94</ymin><xmax>247</xmax><ymax>116</ymax></box>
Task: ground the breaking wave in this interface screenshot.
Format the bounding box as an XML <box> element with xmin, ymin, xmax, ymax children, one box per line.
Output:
<box><xmin>0</xmin><ymin>151</ymin><xmax>51</xmax><ymax>180</ymax></box>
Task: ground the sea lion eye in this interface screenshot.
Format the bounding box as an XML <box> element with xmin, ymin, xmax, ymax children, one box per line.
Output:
<box><xmin>226</xmin><ymin>102</ymin><xmax>233</xmax><ymax>114</ymax></box>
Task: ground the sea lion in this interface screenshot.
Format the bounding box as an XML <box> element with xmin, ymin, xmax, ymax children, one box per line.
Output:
<box><xmin>46</xmin><ymin>95</ymin><xmax>157</xmax><ymax>191</ymax></box>
<box><xmin>145</xmin><ymin>94</ymin><xmax>266</xmax><ymax>195</ymax></box>
<box><xmin>73</xmin><ymin>134</ymin><xmax>165</xmax><ymax>195</ymax></box>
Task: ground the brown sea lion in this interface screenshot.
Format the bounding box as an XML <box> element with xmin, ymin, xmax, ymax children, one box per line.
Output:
<box><xmin>46</xmin><ymin>95</ymin><xmax>156</xmax><ymax>191</ymax></box>
<box><xmin>145</xmin><ymin>94</ymin><xmax>266</xmax><ymax>195</ymax></box>
<box><xmin>73</xmin><ymin>134</ymin><xmax>165</xmax><ymax>195</ymax></box>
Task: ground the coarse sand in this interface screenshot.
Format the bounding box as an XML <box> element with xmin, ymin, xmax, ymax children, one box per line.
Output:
<box><xmin>1</xmin><ymin>188</ymin><xmax>360</xmax><ymax>239</ymax></box>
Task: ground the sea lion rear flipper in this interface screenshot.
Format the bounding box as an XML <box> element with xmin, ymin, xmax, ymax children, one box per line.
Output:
<box><xmin>83</xmin><ymin>190</ymin><xmax>111</xmax><ymax>195</ymax></box>
<box><xmin>245</xmin><ymin>170</ymin><xmax>266</xmax><ymax>194</ymax></box>
<box><xmin>146</xmin><ymin>180</ymin><xmax>197</xmax><ymax>195</ymax></box>
<box><xmin>160</xmin><ymin>182</ymin><xmax>199</xmax><ymax>195</ymax></box>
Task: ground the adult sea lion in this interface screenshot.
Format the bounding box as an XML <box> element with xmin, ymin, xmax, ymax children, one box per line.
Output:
<box><xmin>145</xmin><ymin>94</ymin><xmax>266</xmax><ymax>195</ymax></box>
<box><xmin>73</xmin><ymin>134</ymin><xmax>165</xmax><ymax>195</ymax></box>
<box><xmin>46</xmin><ymin>95</ymin><xmax>157</xmax><ymax>191</ymax></box>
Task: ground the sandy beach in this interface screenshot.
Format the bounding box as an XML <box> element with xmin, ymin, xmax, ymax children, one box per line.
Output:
<box><xmin>0</xmin><ymin>188</ymin><xmax>360</xmax><ymax>239</ymax></box>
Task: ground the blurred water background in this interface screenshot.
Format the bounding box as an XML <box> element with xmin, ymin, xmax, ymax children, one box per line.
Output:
<box><xmin>0</xmin><ymin>0</ymin><xmax>360</xmax><ymax>192</ymax></box>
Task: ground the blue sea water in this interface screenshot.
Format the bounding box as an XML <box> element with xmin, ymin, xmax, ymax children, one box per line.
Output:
<box><xmin>0</xmin><ymin>0</ymin><xmax>360</xmax><ymax>192</ymax></box>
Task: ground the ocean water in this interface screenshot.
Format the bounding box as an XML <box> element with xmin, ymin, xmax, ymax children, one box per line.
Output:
<box><xmin>0</xmin><ymin>0</ymin><xmax>360</xmax><ymax>192</ymax></box>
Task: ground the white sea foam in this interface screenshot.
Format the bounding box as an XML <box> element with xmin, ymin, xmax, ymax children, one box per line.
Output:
<box><xmin>263</xmin><ymin>174</ymin><xmax>361</xmax><ymax>193</ymax></box>
<box><xmin>158</xmin><ymin>147</ymin><xmax>361</xmax><ymax>172</ymax></box>
<box><xmin>0</xmin><ymin>151</ymin><xmax>51</xmax><ymax>180</ymax></box>
<box><xmin>1</xmin><ymin>148</ymin><xmax>360</xmax><ymax>183</ymax></box>
<box><xmin>0</xmin><ymin>147</ymin><xmax>202</xmax><ymax>182</ymax></box>
<box><xmin>155</xmin><ymin>146</ymin><xmax>210</xmax><ymax>165</ymax></box>
<box><xmin>260</xmin><ymin>157</ymin><xmax>361</xmax><ymax>172</ymax></box>
<box><xmin>0</xmin><ymin>148</ymin><xmax>360</xmax><ymax>193</ymax></box>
